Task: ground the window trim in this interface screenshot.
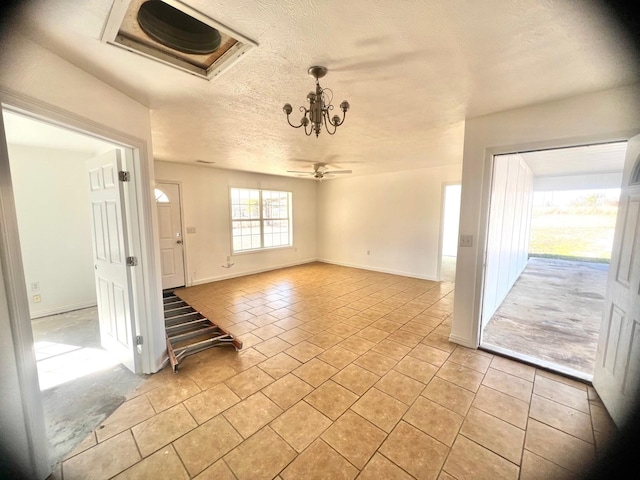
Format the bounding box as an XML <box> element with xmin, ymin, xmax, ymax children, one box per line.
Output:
<box><xmin>229</xmin><ymin>187</ymin><xmax>293</xmax><ymax>253</ymax></box>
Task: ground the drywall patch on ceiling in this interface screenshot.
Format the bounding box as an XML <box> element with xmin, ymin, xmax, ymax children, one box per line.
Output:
<box><xmin>101</xmin><ymin>0</ymin><xmax>257</xmax><ymax>80</ymax></box>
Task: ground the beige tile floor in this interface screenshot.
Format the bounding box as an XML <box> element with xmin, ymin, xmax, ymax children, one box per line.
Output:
<box><xmin>53</xmin><ymin>262</ymin><xmax>619</xmax><ymax>480</ymax></box>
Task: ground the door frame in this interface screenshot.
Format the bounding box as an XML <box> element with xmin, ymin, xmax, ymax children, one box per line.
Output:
<box><xmin>155</xmin><ymin>179</ymin><xmax>188</xmax><ymax>288</ymax></box>
<box><xmin>0</xmin><ymin>90</ymin><xmax>164</xmax><ymax>475</ymax></box>
<box><xmin>474</xmin><ymin>132</ymin><xmax>640</xmax><ymax>351</ymax></box>
<box><xmin>0</xmin><ymin>93</ymin><xmax>163</xmax><ymax>373</ymax></box>
<box><xmin>437</xmin><ymin>182</ymin><xmax>461</xmax><ymax>282</ymax></box>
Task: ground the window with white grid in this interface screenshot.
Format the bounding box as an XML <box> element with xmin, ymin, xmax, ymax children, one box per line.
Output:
<box><xmin>230</xmin><ymin>188</ymin><xmax>292</xmax><ymax>253</ymax></box>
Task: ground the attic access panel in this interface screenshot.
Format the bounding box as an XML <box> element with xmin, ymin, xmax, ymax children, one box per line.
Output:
<box><xmin>101</xmin><ymin>0</ymin><xmax>257</xmax><ymax>80</ymax></box>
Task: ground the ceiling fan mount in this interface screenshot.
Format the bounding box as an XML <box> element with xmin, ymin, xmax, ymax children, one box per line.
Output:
<box><xmin>287</xmin><ymin>162</ymin><xmax>352</xmax><ymax>180</ymax></box>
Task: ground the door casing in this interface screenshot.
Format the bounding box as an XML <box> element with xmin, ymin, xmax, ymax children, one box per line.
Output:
<box><xmin>0</xmin><ymin>91</ymin><xmax>163</xmax><ymax>476</ymax></box>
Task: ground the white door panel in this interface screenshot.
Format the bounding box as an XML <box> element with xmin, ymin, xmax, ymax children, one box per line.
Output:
<box><xmin>156</xmin><ymin>182</ymin><xmax>185</xmax><ymax>290</ymax></box>
<box><xmin>87</xmin><ymin>149</ymin><xmax>138</xmax><ymax>373</ymax></box>
<box><xmin>593</xmin><ymin>135</ymin><xmax>640</xmax><ymax>427</ymax></box>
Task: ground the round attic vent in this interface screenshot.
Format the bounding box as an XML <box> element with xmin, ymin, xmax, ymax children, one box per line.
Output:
<box><xmin>137</xmin><ymin>0</ymin><xmax>221</xmax><ymax>54</ymax></box>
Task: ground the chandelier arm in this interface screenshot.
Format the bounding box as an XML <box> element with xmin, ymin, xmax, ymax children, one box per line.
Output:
<box><xmin>285</xmin><ymin>107</ymin><xmax>310</xmax><ymax>128</ymax></box>
<box><xmin>286</xmin><ymin>115</ymin><xmax>305</xmax><ymax>129</ymax></box>
<box><xmin>335</xmin><ymin>111</ymin><xmax>346</xmax><ymax>127</ymax></box>
<box><xmin>323</xmin><ymin>110</ymin><xmax>338</xmax><ymax>135</ymax></box>
<box><xmin>304</xmin><ymin>123</ymin><xmax>313</xmax><ymax>136</ymax></box>
<box><xmin>324</xmin><ymin>106</ymin><xmax>337</xmax><ymax>127</ymax></box>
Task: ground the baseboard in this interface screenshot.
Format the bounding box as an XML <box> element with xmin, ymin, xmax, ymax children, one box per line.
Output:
<box><xmin>30</xmin><ymin>301</ymin><xmax>97</xmax><ymax>320</ymax></box>
<box><xmin>316</xmin><ymin>258</ymin><xmax>439</xmax><ymax>282</ymax></box>
<box><xmin>190</xmin><ymin>258</ymin><xmax>319</xmax><ymax>286</ymax></box>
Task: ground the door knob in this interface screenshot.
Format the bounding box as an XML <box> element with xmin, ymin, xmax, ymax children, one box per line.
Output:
<box><xmin>177</xmin><ymin>240</ymin><xmax>183</xmax><ymax>245</ymax></box>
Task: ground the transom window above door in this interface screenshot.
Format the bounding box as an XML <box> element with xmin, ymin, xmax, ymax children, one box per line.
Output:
<box><xmin>230</xmin><ymin>188</ymin><xmax>292</xmax><ymax>253</ymax></box>
<box><xmin>154</xmin><ymin>188</ymin><xmax>169</xmax><ymax>203</ymax></box>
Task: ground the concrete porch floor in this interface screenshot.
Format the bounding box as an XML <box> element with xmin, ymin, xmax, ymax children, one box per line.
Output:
<box><xmin>481</xmin><ymin>257</ymin><xmax>609</xmax><ymax>380</ymax></box>
<box><xmin>31</xmin><ymin>307</ymin><xmax>144</xmax><ymax>467</ymax></box>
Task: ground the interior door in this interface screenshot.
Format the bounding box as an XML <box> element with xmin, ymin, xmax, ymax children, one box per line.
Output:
<box><xmin>156</xmin><ymin>182</ymin><xmax>186</xmax><ymax>290</ymax></box>
<box><xmin>87</xmin><ymin>149</ymin><xmax>139</xmax><ymax>373</ymax></box>
<box><xmin>593</xmin><ymin>134</ymin><xmax>640</xmax><ymax>427</ymax></box>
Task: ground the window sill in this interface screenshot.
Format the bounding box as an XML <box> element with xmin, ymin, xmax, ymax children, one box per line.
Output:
<box><xmin>231</xmin><ymin>245</ymin><xmax>295</xmax><ymax>256</ymax></box>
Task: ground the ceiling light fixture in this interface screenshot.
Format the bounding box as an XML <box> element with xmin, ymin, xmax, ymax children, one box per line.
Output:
<box><xmin>283</xmin><ymin>66</ymin><xmax>350</xmax><ymax>137</ymax></box>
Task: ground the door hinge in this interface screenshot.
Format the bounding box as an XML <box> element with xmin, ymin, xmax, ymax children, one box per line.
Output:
<box><xmin>126</xmin><ymin>256</ymin><xmax>138</xmax><ymax>267</ymax></box>
<box><xmin>136</xmin><ymin>335</ymin><xmax>143</xmax><ymax>345</ymax></box>
<box><xmin>118</xmin><ymin>171</ymin><xmax>130</xmax><ymax>182</ymax></box>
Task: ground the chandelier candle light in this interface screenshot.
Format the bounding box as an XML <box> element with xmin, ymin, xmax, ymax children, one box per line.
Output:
<box><xmin>283</xmin><ymin>66</ymin><xmax>350</xmax><ymax>137</ymax></box>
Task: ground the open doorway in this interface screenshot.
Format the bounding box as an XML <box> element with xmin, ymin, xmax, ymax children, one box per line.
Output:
<box><xmin>479</xmin><ymin>142</ymin><xmax>627</xmax><ymax>381</ymax></box>
<box><xmin>1</xmin><ymin>108</ymin><xmax>146</xmax><ymax>466</ymax></box>
<box><xmin>440</xmin><ymin>183</ymin><xmax>461</xmax><ymax>282</ymax></box>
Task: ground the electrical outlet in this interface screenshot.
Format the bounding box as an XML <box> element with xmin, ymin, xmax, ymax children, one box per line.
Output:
<box><xmin>459</xmin><ymin>235</ymin><xmax>473</xmax><ymax>247</ymax></box>
<box><xmin>31</xmin><ymin>282</ymin><xmax>40</xmax><ymax>291</ymax></box>
<box><xmin>33</xmin><ymin>294</ymin><xmax>41</xmax><ymax>303</ymax></box>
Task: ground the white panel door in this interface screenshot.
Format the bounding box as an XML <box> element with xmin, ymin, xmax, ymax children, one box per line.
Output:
<box><xmin>156</xmin><ymin>182</ymin><xmax>185</xmax><ymax>290</ymax></box>
<box><xmin>87</xmin><ymin>150</ymin><xmax>138</xmax><ymax>373</ymax></box>
<box><xmin>593</xmin><ymin>134</ymin><xmax>640</xmax><ymax>427</ymax></box>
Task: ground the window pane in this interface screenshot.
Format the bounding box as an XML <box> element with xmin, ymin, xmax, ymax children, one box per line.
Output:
<box><xmin>230</xmin><ymin>189</ymin><xmax>291</xmax><ymax>252</ymax></box>
<box><xmin>250</xmin><ymin>202</ymin><xmax>260</xmax><ymax>218</ymax></box>
<box><xmin>154</xmin><ymin>188</ymin><xmax>169</xmax><ymax>203</ymax></box>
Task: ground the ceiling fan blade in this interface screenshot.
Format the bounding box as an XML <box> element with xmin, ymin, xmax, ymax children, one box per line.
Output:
<box><xmin>325</xmin><ymin>170</ymin><xmax>352</xmax><ymax>174</ymax></box>
<box><xmin>287</xmin><ymin>170</ymin><xmax>314</xmax><ymax>174</ymax></box>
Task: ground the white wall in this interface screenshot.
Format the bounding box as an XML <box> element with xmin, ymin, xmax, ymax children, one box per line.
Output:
<box><xmin>154</xmin><ymin>161</ymin><xmax>318</xmax><ymax>284</ymax></box>
<box><xmin>481</xmin><ymin>154</ymin><xmax>533</xmax><ymax>326</ymax></box>
<box><xmin>317</xmin><ymin>165</ymin><xmax>462</xmax><ymax>280</ymax></box>
<box><xmin>451</xmin><ymin>83</ymin><xmax>640</xmax><ymax>348</ymax></box>
<box><xmin>8</xmin><ymin>144</ymin><xmax>97</xmax><ymax>318</ymax></box>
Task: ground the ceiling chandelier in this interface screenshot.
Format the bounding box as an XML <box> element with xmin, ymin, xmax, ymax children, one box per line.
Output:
<box><xmin>283</xmin><ymin>66</ymin><xmax>350</xmax><ymax>137</ymax></box>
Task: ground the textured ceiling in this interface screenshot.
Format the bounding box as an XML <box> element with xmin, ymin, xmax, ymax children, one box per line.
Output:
<box><xmin>3</xmin><ymin>0</ymin><xmax>640</xmax><ymax>179</ymax></box>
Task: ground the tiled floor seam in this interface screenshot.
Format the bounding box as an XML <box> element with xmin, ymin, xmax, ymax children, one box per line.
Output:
<box><xmin>157</xmin><ymin>443</ymin><xmax>191</xmax><ymax>480</ymax></box>
<box><xmin>458</xmin><ymin>431</ymin><xmax>523</xmax><ymax>469</ymax></box>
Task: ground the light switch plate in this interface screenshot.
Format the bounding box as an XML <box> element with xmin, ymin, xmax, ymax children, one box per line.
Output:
<box><xmin>459</xmin><ymin>235</ymin><xmax>473</xmax><ymax>247</ymax></box>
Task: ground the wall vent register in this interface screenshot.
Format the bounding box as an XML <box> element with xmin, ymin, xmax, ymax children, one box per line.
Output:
<box><xmin>101</xmin><ymin>0</ymin><xmax>257</xmax><ymax>80</ymax></box>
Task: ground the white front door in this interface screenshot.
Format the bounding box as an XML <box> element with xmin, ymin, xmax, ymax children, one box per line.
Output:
<box><xmin>156</xmin><ymin>182</ymin><xmax>186</xmax><ymax>290</ymax></box>
<box><xmin>593</xmin><ymin>134</ymin><xmax>640</xmax><ymax>427</ymax></box>
<box><xmin>87</xmin><ymin>149</ymin><xmax>139</xmax><ymax>373</ymax></box>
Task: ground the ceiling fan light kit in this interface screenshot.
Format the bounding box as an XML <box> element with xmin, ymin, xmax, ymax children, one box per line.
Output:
<box><xmin>283</xmin><ymin>66</ymin><xmax>350</xmax><ymax>137</ymax></box>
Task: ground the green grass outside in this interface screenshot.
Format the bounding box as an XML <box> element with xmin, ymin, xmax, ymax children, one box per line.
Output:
<box><xmin>528</xmin><ymin>210</ymin><xmax>617</xmax><ymax>261</ymax></box>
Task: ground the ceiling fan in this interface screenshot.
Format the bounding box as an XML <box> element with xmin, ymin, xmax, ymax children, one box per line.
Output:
<box><xmin>287</xmin><ymin>163</ymin><xmax>352</xmax><ymax>180</ymax></box>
